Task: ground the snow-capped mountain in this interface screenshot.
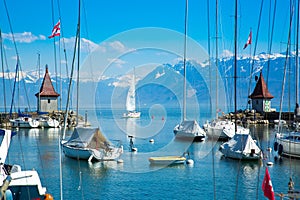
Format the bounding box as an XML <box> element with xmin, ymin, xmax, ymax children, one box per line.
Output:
<box><xmin>0</xmin><ymin>52</ymin><xmax>296</xmax><ymax>113</ymax></box>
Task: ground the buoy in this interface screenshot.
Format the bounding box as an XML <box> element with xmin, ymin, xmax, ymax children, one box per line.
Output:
<box><xmin>266</xmin><ymin>147</ymin><xmax>272</xmax><ymax>152</ymax></box>
<box><xmin>149</xmin><ymin>139</ymin><xmax>154</xmax><ymax>143</ymax></box>
<box><xmin>267</xmin><ymin>161</ymin><xmax>273</xmax><ymax>166</ymax></box>
<box><xmin>186</xmin><ymin>159</ymin><xmax>194</xmax><ymax>165</ymax></box>
<box><xmin>117</xmin><ymin>159</ymin><xmax>124</xmax><ymax>164</ymax></box>
<box><xmin>162</xmin><ymin>116</ymin><xmax>164</xmax><ymax>121</ymax></box>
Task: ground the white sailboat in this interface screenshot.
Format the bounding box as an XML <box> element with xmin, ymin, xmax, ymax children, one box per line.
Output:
<box><xmin>202</xmin><ymin>0</ymin><xmax>248</xmax><ymax>140</ymax></box>
<box><xmin>123</xmin><ymin>68</ymin><xmax>141</xmax><ymax>118</ymax></box>
<box><xmin>173</xmin><ymin>0</ymin><xmax>206</xmax><ymax>141</ymax></box>
<box><xmin>9</xmin><ymin>117</ymin><xmax>39</xmax><ymax>128</ymax></box>
<box><xmin>204</xmin><ymin>120</ymin><xmax>249</xmax><ymax>140</ymax></box>
<box><xmin>62</xmin><ymin>127</ymin><xmax>123</xmax><ymax>161</ymax></box>
<box><xmin>218</xmin><ymin>0</ymin><xmax>261</xmax><ymax>160</ymax></box>
<box><xmin>0</xmin><ymin>129</ymin><xmax>53</xmax><ymax>199</ymax></box>
<box><xmin>61</xmin><ymin>1</ymin><xmax>122</xmax><ymax>162</ymax></box>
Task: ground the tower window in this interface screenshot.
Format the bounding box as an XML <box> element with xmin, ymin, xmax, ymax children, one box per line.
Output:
<box><xmin>48</xmin><ymin>99</ymin><xmax>50</xmax><ymax>103</ymax></box>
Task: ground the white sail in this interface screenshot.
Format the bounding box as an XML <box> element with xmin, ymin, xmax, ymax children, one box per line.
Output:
<box><xmin>126</xmin><ymin>73</ymin><xmax>136</xmax><ymax>112</ymax></box>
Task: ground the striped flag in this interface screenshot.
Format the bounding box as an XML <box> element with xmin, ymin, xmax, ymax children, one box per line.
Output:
<box><xmin>48</xmin><ymin>20</ymin><xmax>60</xmax><ymax>39</ymax></box>
<box><xmin>243</xmin><ymin>30</ymin><xmax>252</xmax><ymax>49</ymax></box>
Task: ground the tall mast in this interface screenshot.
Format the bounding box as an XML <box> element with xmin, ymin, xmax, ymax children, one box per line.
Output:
<box><xmin>38</xmin><ymin>53</ymin><xmax>41</xmax><ymax>112</ymax></box>
<box><xmin>296</xmin><ymin>0</ymin><xmax>299</xmax><ymax>105</ymax></box>
<box><xmin>183</xmin><ymin>0</ymin><xmax>188</xmax><ymax>121</ymax></box>
<box><xmin>0</xmin><ymin>30</ymin><xmax>7</xmax><ymax>114</ymax></box>
<box><xmin>215</xmin><ymin>0</ymin><xmax>219</xmax><ymax>119</ymax></box>
<box><xmin>76</xmin><ymin>0</ymin><xmax>81</xmax><ymax>126</ymax></box>
<box><xmin>234</xmin><ymin>0</ymin><xmax>238</xmax><ymax>133</ymax></box>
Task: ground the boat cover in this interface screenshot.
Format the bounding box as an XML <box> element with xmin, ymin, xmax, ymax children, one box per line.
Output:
<box><xmin>66</xmin><ymin>127</ymin><xmax>109</xmax><ymax>149</ymax></box>
<box><xmin>176</xmin><ymin>120</ymin><xmax>203</xmax><ymax>134</ymax></box>
<box><xmin>220</xmin><ymin>133</ymin><xmax>261</xmax><ymax>157</ymax></box>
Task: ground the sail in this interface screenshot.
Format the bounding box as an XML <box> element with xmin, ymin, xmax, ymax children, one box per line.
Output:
<box><xmin>126</xmin><ymin>72</ymin><xmax>136</xmax><ymax>112</ymax></box>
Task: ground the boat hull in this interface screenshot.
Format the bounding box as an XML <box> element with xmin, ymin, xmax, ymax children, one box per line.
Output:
<box><xmin>276</xmin><ymin>133</ymin><xmax>300</xmax><ymax>158</ymax></box>
<box><xmin>148</xmin><ymin>156</ymin><xmax>186</xmax><ymax>165</ymax></box>
<box><xmin>62</xmin><ymin>142</ymin><xmax>123</xmax><ymax>161</ymax></box>
<box><xmin>62</xmin><ymin>143</ymin><xmax>92</xmax><ymax>160</ymax></box>
<box><xmin>38</xmin><ymin>118</ymin><xmax>60</xmax><ymax>128</ymax></box>
<box><xmin>203</xmin><ymin>120</ymin><xmax>249</xmax><ymax>140</ymax></box>
<box><xmin>123</xmin><ymin>111</ymin><xmax>141</xmax><ymax>118</ymax></box>
<box><xmin>10</xmin><ymin>117</ymin><xmax>39</xmax><ymax>128</ymax></box>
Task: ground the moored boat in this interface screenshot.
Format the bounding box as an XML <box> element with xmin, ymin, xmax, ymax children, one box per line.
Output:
<box><xmin>0</xmin><ymin>129</ymin><xmax>53</xmax><ymax>199</ymax></box>
<box><xmin>219</xmin><ymin>133</ymin><xmax>262</xmax><ymax>160</ymax></box>
<box><xmin>174</xmin><ymin>120</ymin><xmax>206</xmax><ymax>141</ymax></box>
<box><xmin>9</xmin><ymin>117</ymin><xmax>39</xmax><ymax>128</ymax></box>
<box><xmin>274</xmin><ymin>132</ymin><xmax>300</xmax><ymax>158</ymax></box>
<box><xmin>148</xmin><ymin>156</ymin><xmax>186</xmax><ymax>165</ymax></box>
<box><xmin>62</xmin><ymin>127</ymin><xmax>123</xmax><ymax>162</ymax></box>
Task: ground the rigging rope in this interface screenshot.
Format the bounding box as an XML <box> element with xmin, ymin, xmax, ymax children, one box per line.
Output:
<box><xmin>206</xmin><ymin>0</ymin><xmax>216</xmax><ymax>199</ymax></box>
<box><xmin>246</xmin><ymin>0</ymin><xmax>264</xmax><ymax>109</ymax></box>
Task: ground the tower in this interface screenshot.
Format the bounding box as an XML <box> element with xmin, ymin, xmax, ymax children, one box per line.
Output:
<box><xmin>35</xmin><ymin>65</ymin><xmax>60</xmax><ymax>112</ymax></box>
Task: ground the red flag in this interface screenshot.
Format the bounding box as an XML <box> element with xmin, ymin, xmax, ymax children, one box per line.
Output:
<box><xmin>262</xmin><ymin>167</ymin><xmax>275</xmax><ymax>200</ymax></box>
<box><xmin>243</xmin><ymin>30</ymin><xmax>252</xmax><ymax>49</ymax></box>
<box><xmin>48</xmin><ymin>20</ymin><xmax>60</xmax><ymax>39</ymax></box>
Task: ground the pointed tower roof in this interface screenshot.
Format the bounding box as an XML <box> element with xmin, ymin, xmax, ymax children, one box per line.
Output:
<box><xmin>249</xmin><ymin>72</ymin><xmax>273</xmax><ymax>99</ymax></box>
<box><xmin>35</xmin><ymin>65</ymin><xmax>60</xmax><ymax>97</ymax></box>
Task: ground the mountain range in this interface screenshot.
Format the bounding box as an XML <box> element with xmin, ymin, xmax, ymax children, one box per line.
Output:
<box><xmin>0</xmin><ymin>52</ymin><xmax>297</xmax><ymax>115</ymax></box>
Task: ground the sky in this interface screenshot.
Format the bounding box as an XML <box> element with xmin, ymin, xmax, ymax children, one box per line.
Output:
<box><xmin>0</xmin><ymin>0</ymin><xmax>295</xmax><ymax>79</ymax></box>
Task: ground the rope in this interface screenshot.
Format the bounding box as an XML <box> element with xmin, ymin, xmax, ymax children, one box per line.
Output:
<box><xmin>246</xmin><ymin>0</ymin><xmax>264</xmax><ymax>108</ymax></box>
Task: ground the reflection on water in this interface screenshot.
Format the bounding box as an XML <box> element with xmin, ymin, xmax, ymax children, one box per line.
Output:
<box><xmin>4</xmin><ymin>115</ymin><xmax>300</xmax><ymax>199</ymax></box>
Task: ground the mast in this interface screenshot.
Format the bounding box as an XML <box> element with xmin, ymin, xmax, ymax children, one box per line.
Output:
<box><xmin>76</xmin><ymin>0</ymin><xmax>81</xmax><ymax>126</ymax></box>
<box><xmin>215</xmin><ymin>0</ymin><xmax>219</xmax><ymax>119</ymax></box>
<box><xmin>37</xmin><ymin>53</ymin><xmax>41</xmax><ymax>112</ymax></box>
<box><xmin>296</xmin><ymin>0</ymin><xmax>299</xmax><ymax>106</ymax></box>
<box><xmin>62</xmin><ymin>0</ymin><xmax>81</xmax><ymax>139</ymax></box>
<box><xmin>0</xmin><ymin>30</ymin><xmax>7</xmax><ymax>114</ymax></box>
<box><xmin>234</xmin><ymin>0</ymin><xmax>238</xmax><ymax>133</ymax></box>
<box><xmin>183</xmin><ymin>0</ymin><xmax>188</xmax><ymax>121</ymax></box>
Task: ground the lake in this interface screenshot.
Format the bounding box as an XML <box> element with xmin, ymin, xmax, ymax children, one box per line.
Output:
<box><xmin>5</xmin><ymin>108</ymin><xmax>300</xmax><ymax>199</ymax></box>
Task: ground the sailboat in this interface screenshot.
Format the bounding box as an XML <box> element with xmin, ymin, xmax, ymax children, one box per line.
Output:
<box><xmin>218</xmin><ymin>0</ymin><xmax>261</xmax><ymax>160</ymax></box>
<box><xmin>62</xmin><ymin>127</ymin><xmax>123</xmax><ymax>161</ymax></box>
<box><xmin>123</xmin><ymin>68</ymin><xmax>141</xmax><ymax>118</ymax></box>
<box><xmin>173</xmin><ymin>0</ymin><xmax>206</xmax><ymax>141</ymax></box>
<box><xmin>0</xmin><ymin>129</ymin><xmax>53</xmax><ymax>199</ymax></box>
<box><xmin>61</xmin><ymin>0</ymin><xmax>123</xmax><ymax>162</ymax></box>
<box><xmin>203</xmin><ymin>0</ymin><xmax>248</xmax><ymax>140</ymax></box>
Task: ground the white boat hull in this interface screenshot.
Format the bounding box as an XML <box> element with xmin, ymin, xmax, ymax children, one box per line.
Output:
<box><xmin>275</xmin><ymin>133</ymin><xmax>300</xmax><ymax>158</ymax></box>
<box><xmin>174</xmin><ymin>120</ymin><xmax>206</xmax><ymax>141</ymax></box>
<box><xmin>62</xmin><ymin>141</ymin><xmax>123</xmax><ymax>161</ymax></box>
<box><xmin>38</xmin><ymin>118</ymin><xmax>60</xmax><ymax>128</ymax></box>
<box><xmin>203</xmin><ymin>120</ymin><xmax>249</xmax><ymax>140</ymax></box>
<box><xmin>123</xmin><ymin>111</ymin><xmax>141</xmax><ymax>118</ymax></box>
<box><xmin>10</xmin><ymin>117</ymin><xmax>39</xmax><ymax>128</ymax></box>
<box><xmin>148</xmin><ymin>156</ymin><xmax>186</xmax><ymax>165</ymax></box>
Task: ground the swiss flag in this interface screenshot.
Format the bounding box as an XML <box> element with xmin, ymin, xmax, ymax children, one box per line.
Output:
<box><xmin>262</xmin><ymin>167</ymin><xmax>275</xmax><ymax>200</ymax></box>
<box><xmin>243</xmin><ymin>30</ymin><xmax>252</xmax><ymax>49</ymax></box>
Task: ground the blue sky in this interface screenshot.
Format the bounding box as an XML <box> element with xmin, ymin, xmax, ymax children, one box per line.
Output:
<box><xmin>0</xmin><ymin>0</ymin><xmax>294</xmax><ymax>77</ymax></box>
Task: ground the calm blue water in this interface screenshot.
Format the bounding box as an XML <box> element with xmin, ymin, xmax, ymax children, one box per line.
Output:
<box><xmin>5</xmin><ymin>108</ymin><xmax>300</xmax><ymax>200</ymax></box>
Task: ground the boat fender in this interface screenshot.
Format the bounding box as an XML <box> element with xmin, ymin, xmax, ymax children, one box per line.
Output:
<box><xmin>274</xmin><ymin>142</ymin><xmax>278</xmax><ymax>152</ymax></box>
<box><xmin>278</xmin><ymin>144</ymin><xmax>283</xmax><ymax>156</ymax></box>
<box><xmin>44</xmin><ymin>193</ymin><xmax>54</xmax><ymax>200</ymax></box>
